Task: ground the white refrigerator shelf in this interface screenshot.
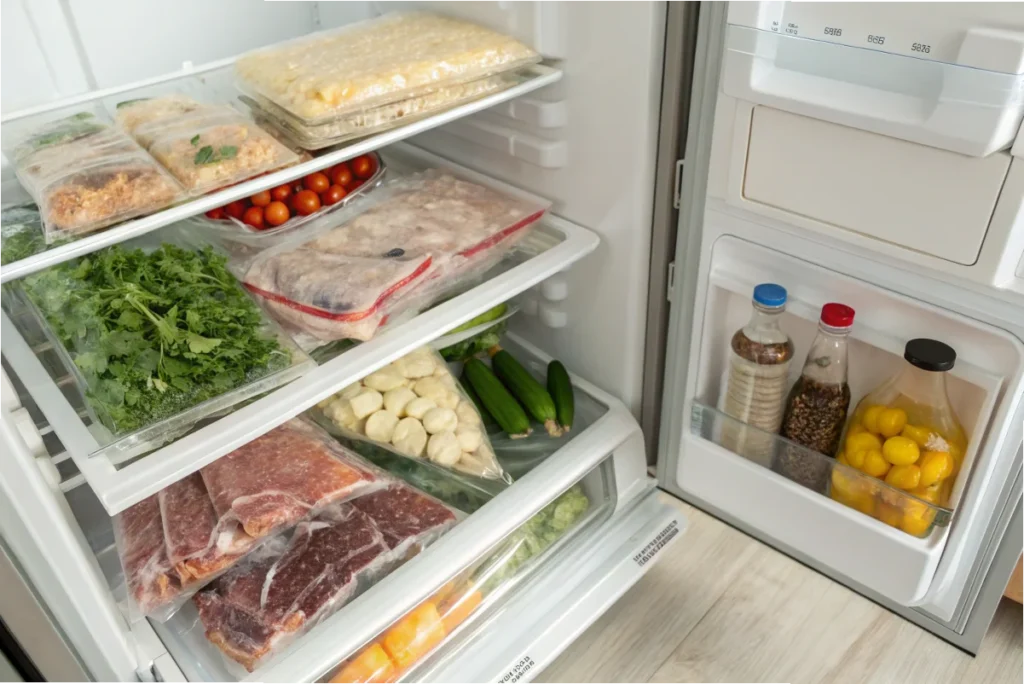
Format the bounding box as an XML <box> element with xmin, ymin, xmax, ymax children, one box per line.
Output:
<box><xmin>0</xmin><ymin>60</ymin><xmax>561</xmax><ymax>284</ymax></box>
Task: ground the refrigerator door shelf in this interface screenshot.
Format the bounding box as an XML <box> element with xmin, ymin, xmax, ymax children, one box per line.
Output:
<box><xmin>671</xmin><ymin>214</ymin><xmax>1024</xmax><ymax>607</ymax></box>
<box><xmin>412</xmin><ymin>487</ymin><xmax>684</xmax><ymax>684</ymax></box>
<box><xmin>147</xmin><ymin>334</ymin><xmax>649</xmax><ymax>683</ymax></box>
<box><xmin>722</xmin><ymin>23</ymin><xmax>1024</xmax><ymax>157</ymax></box>
<box><xmin>0</xmin><ymin>61</ymin><xmax>562</xmax><ymax>284</ymax></box>
<box><xmin>0</xmin><ymin>146</ymin><xmax>600</xmax><ymax>517</ymax></box>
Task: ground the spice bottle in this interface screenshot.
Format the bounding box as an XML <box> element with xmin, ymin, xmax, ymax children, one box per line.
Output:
<box><xmin>721</xmin><ymin>284</ymin><xmax>794</xmax><ymax>460</ymax></box>
<box><xmin>775</xmin><ymin>303</ymin><xmax>855</xmax><ymax>491</ymax></box>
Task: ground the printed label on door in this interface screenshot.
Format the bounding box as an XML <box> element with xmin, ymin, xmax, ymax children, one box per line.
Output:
<box><xmin>632</xmin><ymin>520</ymin><xmax>679</xmax><ymax>568</ymax></box>
<box><xmin>498</xmin><ymin>655</ymin><xmax>536</xmax><ymax>683</ymax></box>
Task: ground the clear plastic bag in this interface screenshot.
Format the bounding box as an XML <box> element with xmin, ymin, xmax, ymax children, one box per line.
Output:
<box><xmin>240</xmin><ymin>69</ymin><xmax>529</xmax><ymax>150</ymax></box>
<box><xmin>6</xmin><ymin>112</ymin><xmax>183</xmax><ymax>242</ymax></box>
<box><xmin>242</xmin><ymin>169</ymin><xmax>549</xmax><ymax>343</ymax></box>
<box><xmin>235</xmin><ymin>11</ymin><xmax>540</xmax><ymax>125</ymax></box>
<box><xmin>327</xmin><ymin>485</ymin><xmax>592</xmax><ymax>682</ymax></box>
<box><xmin>110</xmin><ymin>94</ymin><xmax>299</xmax><ymax>194</ymax></box>
<box><xmin>1</xmin><ymin>204</ymin><xmax>52</xmax><ymax>265</ymax></box>
<box><xmin>18</xmin><ymin>242</ymin><xmax>313</xmax><ymax>453</ymax></box>
<box><xmin>317</xmin><ymin>346</ymin><xmax>511</xmax><ymax>483</ymax></box>
<box><xmin>199</xmin><ymin>418</ymin><xmax>387</xmax><ymax>539</ymax></box>
<box><xmin>192</xmin><ymin>481</ymin><xmax>459</xmax><ymax>672</ymax></box>
<box><xmin>115</xmin><ymin>493</ymin><xmax>183</xmax><ymax>618</ymax></box>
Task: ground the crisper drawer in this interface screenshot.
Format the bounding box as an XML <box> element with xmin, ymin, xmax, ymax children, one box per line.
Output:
<box><xmin>138</xmin><ymin>335</ymin><xmax>651</xmax><ymax>682</ymax></box>
<box><xmin>673</xmin><ymin>225</ymin><xmax>1024</xmax><ymax>608</ymax></box>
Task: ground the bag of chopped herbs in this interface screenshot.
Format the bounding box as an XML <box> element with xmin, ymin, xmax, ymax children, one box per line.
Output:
<box><xmin>1</xmin><ymin>204</ymin><xmax>57</xmax><ymax>265</ymax></box>
<box><xmin>19</xmin><ymin>242</ymin><xmax>312</xmax><ymax>451</ymax></box>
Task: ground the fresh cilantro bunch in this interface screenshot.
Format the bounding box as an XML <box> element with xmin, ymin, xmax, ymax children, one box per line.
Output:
<box><xmin>23</xmin><ymin>243</ymin><xmax>291</xmax><ymax>435</ymax></box>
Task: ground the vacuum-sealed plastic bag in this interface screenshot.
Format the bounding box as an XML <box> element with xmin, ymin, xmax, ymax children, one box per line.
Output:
<box><xmin>235</xmin><ymin>12</ymin><xmax>540</xmax><ymax>125</ymax></box>
<box><xmin>6</xmin><ymin>112</ymin><xmax>183</xmax><ymax>242</ymax></box>
<box><xmin>193</xmin><ymin>481</ymin><xmax>458</xmax><ymax>672</ymax></box>
<box><xmin>199</xmin><ymin>418</ymin><xmax>386</xmax><ymax>539</ymax></box>
<box><xmin>115</xmin><ymin>493</ymin><xmax>182</xmax><ymax>617</ymax></box>
<box><xmin>317</xmin><ymin>346</ymin><xmax>511</xmax><ymax>483</ymax></box>
<box><xmin>242</xmin><ymin>169</ymin><xmax>548</xmax><ymax>343</ymax></box>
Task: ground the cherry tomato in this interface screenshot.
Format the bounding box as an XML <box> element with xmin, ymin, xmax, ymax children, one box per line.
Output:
<box><xmin>293</xmin><ymin>189</ymin><xmax>321</xmax><ymax>216</ymax></box>
<box><xmin>270</xmin><ymin>184</ymin><xmax>292</xmax><ymax>202</ymax></box>
<box><xmin>205</xmin><ymin>207</ymin><xmax>226</xmax><ymax>220</ymax></box>
<box><xmin>349</xmin><ymin>179</ymin><xmax>364</xmax><ymax>191</ymax></box>
<box><xmin>330</xmin><ymin>163</ymin><xmax>353</xmax><ymax>188</ymax></box>
<box><xmin>224</xmin><ymin>200</ymin><xmax>248</xmax><ymax>220</ymax></box>
<box><xmin>303</xmin><ymin>172</ymin><xmax>330</xmax><ymax>194</ymax></box>
<box><xmin>351</xmin><ymin>154</ymin><xmax>375</xmax><ymax>180</ymax></box>
<box><xmin>250</xmin><ymin>190</ymin><xmax>272</xmax><ymax>207</ymax></box>
<box><xmin>321</xmin><ymin>184</ymin><xmax>347</xmax><ymax>206</ymax></box>
<box><xmin>264</xmin><ymin>201</ymin><xmax>290</xmax><ymax>227</ymax></box>
<box><xmin>242</xmin><ymin>206</ymin><xmax>265</xmax><ymax>230</ymax></box>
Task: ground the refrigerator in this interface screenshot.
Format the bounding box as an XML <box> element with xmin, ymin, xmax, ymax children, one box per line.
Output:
<box><xmin>0</xmin><ymin>1</ymin><xmax>1020</xmax><ymax>681</ymax></box>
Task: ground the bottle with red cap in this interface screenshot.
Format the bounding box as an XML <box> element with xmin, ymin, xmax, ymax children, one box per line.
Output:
<box><xmin>775</xmin><ymin>303</ymin><xmax>856</xmax><ymax>491</ymax></box>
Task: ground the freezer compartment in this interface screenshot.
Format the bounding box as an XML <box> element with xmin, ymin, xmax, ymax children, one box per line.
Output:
<box><xmin>0</xmin><ymin>58</ymin><xmax>561</xmax><ymax>284</ymax></box>
<box><xmin>0</xmin><ymin>144</ymin><xmax>600</xmax><ymax>516</ymax></box>
<box><xmin>146</xmin><ymin>335</ymin><xmax>646</xmax><ymax>681</ymax></box>
<box><xmin>676</xmin><ymin>233</ymin><xmax>1024</xmax><ymax>605</ymax></box>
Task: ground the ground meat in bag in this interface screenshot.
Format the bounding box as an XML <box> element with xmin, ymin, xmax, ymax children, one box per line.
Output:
<box><xmin>159</xmin><ymin>472</ymin><xmax>257</xmax><ymax>586</ymax></box>
<box><xmin>194</xmin><ymin>482</ymin><xmax>458</xmax><ymax>672</ymax></box>
<box><xmin>115</xmin><ymin>494</ymin><xmax>181</xmax><ymax>615</ymax></box>
<box><xmin>243</xmin><ymin>251</ymin><xmax>432</xmax><ymax>342</ymax></box>
<box><xmin>199</xmin><ymin>419</ymin><xmax>383</xmax><ymax>539</ymax></box>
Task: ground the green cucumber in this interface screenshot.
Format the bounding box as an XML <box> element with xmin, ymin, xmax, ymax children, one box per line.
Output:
<box><xmin>459</xmin><ymin>368</ymin><xmax>499</xmax><ymax>430</ymax></box>
<box><xmin>547</xmin><ymin>360</ymin><xmax>574</xmax><ymax>432</ymax></box>
<box><xmin>491</xmin><ymin>349</ymin><xmax>562</xmax><ymax>437</ymax></box>
<box><xmin>464</xmin><ymin>358</ymin><xmax>532</xmax><ymax>438</ymax></box>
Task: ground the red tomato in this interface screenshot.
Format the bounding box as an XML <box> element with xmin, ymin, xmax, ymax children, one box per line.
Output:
<box><xmin>349</xmin><ymin>179</ymin><xmax>364</xmax><ymax>191</ymax></box>
<box><xmin>264</xmin><ymin>201</ymin><xmax>290</xmax><ymax>227</ymax></box>
<box><xmin>303</xmin><ymin>172</ymin><xmax>330</xmax><ymax>194</ymax></box>
<box><xmin>330</xmin><ymin>163</ymin><xmax>353</xmax><ymax>188</ymax></box>
<box><xmin>242</xmin><ymin>206</ymin><xmax>265</xmax><ymax>229</ymax></box>
<box><xmin>205</xmin><ymin>207</ymin><xmax>225</xmax><ymax>220</ymax></box>
<box><xmin>250</xmin><ymin>190</ymin><xmax>272</xmax><ymax>207</ymax></box>
<box><xmin>224</xmin><ymin>200</ymin><xmax>248</xmax><ymax>220</ymax></box>
<box><xmin>350</xmin><ymin>154</ymin><xmax>375</xmax><ymax>180</ymax></box>
<box><xmin>270</xmin><ymin>184</ymin><xmax>292</xmax><ymax>202</ymax></box>
<box><xmin>293</xmin><ymin>189</ymin><xmax>321</xmax><ymax>216</ymax></box>
<box><xmin>321</xmin><ymin>184</ymin><xmax>347</xmax><ymax>206</ymax></box>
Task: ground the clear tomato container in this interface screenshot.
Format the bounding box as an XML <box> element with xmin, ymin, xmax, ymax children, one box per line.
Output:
<box><xmin>833</xmin><ymin>339</ymin><xmax>967</xmax><ymax>536</ymax></box>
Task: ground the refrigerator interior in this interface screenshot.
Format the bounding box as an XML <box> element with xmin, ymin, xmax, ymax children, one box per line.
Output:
<box><xmin>0</xmin><ymin>3</ymin><xmax>676</xmax><ymax>680</ymax></box>
<box><xmin>658</xmin><ymin>1</ymin><xmax>1024</xmax><ymax>654</ymax></box>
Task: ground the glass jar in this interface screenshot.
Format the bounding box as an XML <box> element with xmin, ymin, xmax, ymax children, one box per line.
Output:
<box><xmin>833</xmin><ymin>339</ymin><xmax>967</xmax><ymax>536</ymax></box>
<box><xmin>720</xmin><ymin>284</ymin><xmax>794</xmax><ymax>460</ymax></box>
<box><xmin>775</xmin><ymin>303</ymin><xmax>855</xmax><ymax>491</ymax></box>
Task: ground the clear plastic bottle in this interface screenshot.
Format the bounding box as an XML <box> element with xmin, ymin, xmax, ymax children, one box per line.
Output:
<box><xmin>721</xmin><ymin>284</ymin><xmax>794</xmax><ymax>459</ymax></box>
<box><xmin>775</xmin><ymin>303</ymin><xmax>855</xmax><ymax>490</ymax></box>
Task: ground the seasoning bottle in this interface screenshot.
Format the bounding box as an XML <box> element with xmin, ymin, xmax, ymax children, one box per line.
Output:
<box><xmin>775</xmin><ymin>303</ymin><xmax>855</xmax><ymax>491</ymax></box>
<box><xmin>721</xmin><ymin>284</ymin><xmax>794</xmax><ymax>460</ymax></box>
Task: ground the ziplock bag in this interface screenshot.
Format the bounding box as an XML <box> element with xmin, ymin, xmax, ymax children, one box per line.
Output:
<box><xmin>317</xmin><ymin>346</ymin><xmax>511</xmax><ymax>483</ymax></box>
<box><xmin>192</xmin><ymin>481</ymin><xmax>459</xmax><ymax>672</ymax></box>
<box><xmin>235</xmin><ymin>11</ymin><xmax>539</xmax><ymax>125</ymax></box>
<box><xmin>114</xmin><ymin>419</ymin><xmax>385</xmax><ymax>621</ymax></box>
<box><xmin>6</xmin><ymin>112</ymin><xmax>183</xmax><ymax>242</ymax></box>
<box><xmin>116</xmin><ymin>94</ymin><xmax>299</xmax><ymax>194</ymax></box>
<box><xmin>241</xmin><ymin>168</ymin><xmax>549</xmax><ymax>343</ymax></box>
<box><xmin>1</xmin><ymin>204</ymin><xmax>51</xmax><ymax>265</ymax></box>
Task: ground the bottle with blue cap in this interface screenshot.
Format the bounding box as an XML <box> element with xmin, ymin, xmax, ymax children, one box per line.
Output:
<box><xmin>721</xmin><ymin>284</ymin><xmax>795</xmax><ymax>458</ymax></box>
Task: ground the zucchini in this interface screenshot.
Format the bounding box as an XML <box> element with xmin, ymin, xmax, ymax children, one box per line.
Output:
<box><xmin>459</xmin><ymin>368</ymin><xmax>500</xmax><ymax>431</ymax></box>
<box><xmin>490</xmin><ymin>349</ymin><xmax>562</xmax><ymax>437</ymax></box>
<box><xmin>464</xmin><ymin>358</ymin><xmax>532</xmax><ymax>438</ymax></box>
<box><xmin>547</xmin><ymin>360</ymin><xmax>574</xmax><ymax>432</ymax></box>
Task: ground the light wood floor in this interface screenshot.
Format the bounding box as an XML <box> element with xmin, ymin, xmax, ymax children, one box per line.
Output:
<box><xmin>539</xmin><ymin>493</ymin><xmax>1023</xmax><ymax>684</ymax></box>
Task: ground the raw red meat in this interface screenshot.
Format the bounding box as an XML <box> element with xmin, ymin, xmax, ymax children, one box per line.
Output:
<box><xmin>200</xmin><ymin>419</ymin><xmax>379</xmax><ymax>538</ymax></box>
<box><xmin>159</xmin><ymin>472</ymin><xmax>256</xmax><ymax>585</ymax></box>
<box><xmin>193</xmin><ymin>592</ymin><xmax>282</xmax><ymax>672</ymax></box>
<box><xmin>350</xmin><ymin>483</ymin><xmax>457</xmax><ymax>554</ymax></box>
<box><xmin>116</xmin><ymin>494</ymin><xmax>181</xmax><ymax>614</ymax></box>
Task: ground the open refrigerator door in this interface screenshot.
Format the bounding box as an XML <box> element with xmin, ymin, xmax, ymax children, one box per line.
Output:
<box><xmin>657</xmin><ymin>2</ymin><xmax>1024</xmax><ymax>654</ymax></box>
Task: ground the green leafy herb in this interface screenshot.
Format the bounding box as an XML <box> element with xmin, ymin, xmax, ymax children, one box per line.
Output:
<box><xmin>218</xmin><ymin>145</ymin><xmax>238</xmax><ymax>159</ymax></box>
<box><xmin>22</xmin><ymin>243</ymin><xmax>292</xmax><ymax>435</ymax></box>
<box><xmin>193</xmin><ymin>143</ymin><xmax>239</xmax><ymax>166</ymax></box>
<box><xmin>190</xmin><ymin>134</ymin><xmax>201</xmax><ymax>146</ymax></box>
<box><xmin>440</xmin><ymin>319</ymin><xmax>507</xmax><ymax>362</ymax></box>
<box><xmin>194</xmin><ymin>145</ymin><xmax>214</xmax><ymax>165</ymax></box>
<box><xmin>116</xmin><ymin>98</ymin><xmax>151</xmax><ymax>109</ymax></box>
<box><xmin>0</xmin><ymin>205</ymin><xmax>67</xmax><ymax>265</ymax></box>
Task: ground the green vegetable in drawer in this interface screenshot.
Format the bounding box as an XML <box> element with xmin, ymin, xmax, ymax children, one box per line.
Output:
<box><xmin>547</xmin><ymin>360</ymin><xmax>574</xmax><ymax>432</ymax></box>
<box><xmin>464</xmin><ymin>357</ymin><xmax>531</xmax><ymax>438</ymax></box>
<box><xmin>490</xmin><ymin>347</ymin><xmax>561</xmax><ymax>437</ymax></box>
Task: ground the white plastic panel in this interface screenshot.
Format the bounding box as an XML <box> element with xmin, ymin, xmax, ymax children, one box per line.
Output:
<box><xmin>743</xmin><ymin>107</ymin><xmax>1010</xmax><ymax>266</ymax></box>
<box><xmin>671</xmin><ymin>211</ymin><xmax>1024</xmax><ymax>606</ymax></box>
<box><xmin>722</xmin><ymin>3</ymin><xmax>1024</xmax><ymax>156</ymax></box>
